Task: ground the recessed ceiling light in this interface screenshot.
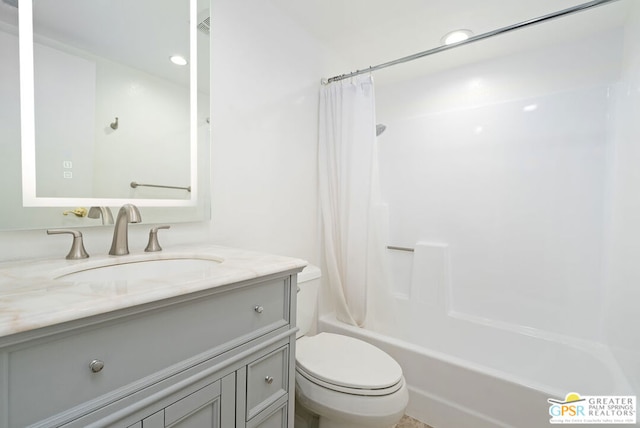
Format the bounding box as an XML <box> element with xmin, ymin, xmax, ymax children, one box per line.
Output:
<box><xmin>441</xmin><ymin>29</ymin><xmax>473</xmax><ymax>46</ymax></box>
<box><xmin>170</xmin><ymin>55</ymin><xmax>188</xmax><ymax>66</ymax></box>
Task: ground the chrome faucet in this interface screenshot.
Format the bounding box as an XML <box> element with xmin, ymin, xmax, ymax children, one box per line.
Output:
<box><xmin>109</xmin><ymin>204</ymin><xmax>141</xmax><ymax>256</ymax></box>
<box><xmin>88</xmin><ymin>206</ymin><xmax>114</xmax><ymax>225</ymax></box>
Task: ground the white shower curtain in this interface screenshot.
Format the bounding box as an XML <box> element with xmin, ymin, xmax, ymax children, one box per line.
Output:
<box><xmin>318</xmin><ymin>75</ymin><xmax>384</xmax><ymax>326</ymax></box>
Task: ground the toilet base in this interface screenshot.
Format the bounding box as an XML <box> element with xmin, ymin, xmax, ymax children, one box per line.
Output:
<box><xmin>295</xmin><ymin>397</ymin><xmax>319</xmax><ymax>428</ymax></box>
<box><xmin>318</xmin><ymin>419</ymin><xmax>395</xmax><ymax>428</ymax></box>
<box><xmin>295</xmin><ymin>403</ymin><xmax>399</xmax><ymax>428</ymax></box>
<box><xmin>295</xmin><ymin>373</ymin><xmax>408</xmax><ymax>428</ymax></box>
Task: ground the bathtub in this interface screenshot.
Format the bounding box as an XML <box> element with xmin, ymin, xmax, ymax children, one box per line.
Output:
<box><xmin>318</xmin><ymin>313</ymin><xmax>636</xmax><ymax>428</ymax></box>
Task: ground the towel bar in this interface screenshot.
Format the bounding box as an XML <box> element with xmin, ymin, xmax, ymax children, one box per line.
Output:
<box><xmin>386</xmin><ymin>245</ymin><xmax>415</xmax><ymax>253</ymax></box>
<box><xmin>130</xmin><ymin>181</ymin><xmax>191</xmax><ymax>192</ymax></box>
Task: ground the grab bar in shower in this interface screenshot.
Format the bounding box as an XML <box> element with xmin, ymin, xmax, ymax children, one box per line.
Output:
<box><xmin>130</xmin><ymin>181</ymin><xmax>191</xmax><ymax>192</ymax></box>
<box><xmin>386</xmin><ymin>245</ymin><xmax>415</xmax><ymax>253</ymax></box>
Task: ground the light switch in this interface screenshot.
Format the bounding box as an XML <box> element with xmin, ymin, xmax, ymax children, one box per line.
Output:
<box><xmin>63</xmin><ymin>171</ymin><xmax>73</xmax><ymax>179</ymax></box>
<box><xmin>63</xmin><ymin>160</ymin><xmax>73</xmax><ymax>169</ymax></box>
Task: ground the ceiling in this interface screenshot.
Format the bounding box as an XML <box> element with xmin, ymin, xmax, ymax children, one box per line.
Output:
<box><xmin>0</xmin><ymin>0</ymin><xmax>210</xmax><ymax>92</ymax></box>
<box><xmin>0</xmin><ymin>0</ymin><xmax>630</xmax><ymax>88</ymax></box>
<box><xmin>269</xmin><ymin>0</ymin><xmax>631</xmax><ymax>83</ymax></box>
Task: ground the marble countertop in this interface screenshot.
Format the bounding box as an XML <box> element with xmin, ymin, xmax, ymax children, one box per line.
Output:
<box><xmin>0</xmin><ymin>244</ymin><xmax>307</xmax><ymax>339</ymax></box>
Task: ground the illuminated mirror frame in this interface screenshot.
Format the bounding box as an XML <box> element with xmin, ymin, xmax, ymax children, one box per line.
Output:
<box><xmin>18</xmin><ymin>0</ymin><xmax>198</xmax><ymax>207</ymax></box>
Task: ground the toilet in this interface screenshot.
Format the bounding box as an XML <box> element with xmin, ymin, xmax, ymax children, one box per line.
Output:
<box><xmin>294</xmin><ymin>265</ymin><xmax>408</xmax><ymax>428</ymax></box>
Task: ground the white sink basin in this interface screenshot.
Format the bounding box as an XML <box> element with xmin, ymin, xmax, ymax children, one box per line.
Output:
<box><xmin>56</xmin><ymin>258</ymin><xmax>222</xmax><ymax>282</ymax></box>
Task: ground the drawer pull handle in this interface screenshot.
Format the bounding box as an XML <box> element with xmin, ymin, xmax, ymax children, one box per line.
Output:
<box><xmin>265</xmin><ymin>376</ymin><xmax>274</xmax><ymax>384</ymax></box>
<box><xmin>254</xmin><ymin>305</ymin><xmax>264</xmax><ymax>314</ymax></box>
<box><xmin>89</xmin><ymin>359</ymin><xmax>105</xmax><ymax>373</ymax></box>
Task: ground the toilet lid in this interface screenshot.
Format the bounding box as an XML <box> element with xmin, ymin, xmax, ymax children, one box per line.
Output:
<box><xmin>296</xmin><ymin>333</ymin><xmax>403</xmax><ymax>390</ymax></box>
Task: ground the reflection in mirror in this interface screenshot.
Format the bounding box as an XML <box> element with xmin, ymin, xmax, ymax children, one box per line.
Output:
<box><xmin>0</xmin><ymin>0</ymin><xmax>210</xmax><ymax>229</ymax></box>
<box><xmin>19</xmin><ymin>0</ymin><xmax>206</xmax><ymax>207</ymax></box>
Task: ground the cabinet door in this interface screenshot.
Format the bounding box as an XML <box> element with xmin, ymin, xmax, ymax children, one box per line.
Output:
<box><xmin>164</xmin><ymin>381</ymin><xmax>222</xmax><ymax>428</ymax></box>
<box><xmin>247</xmin><ymin>403</ymin><xmax>287</xmax><ymax>428</ymax></box>
<box><xmin>142</xmin><ymin>410</ymin><xmax>164</xmax><ymax>428</ymax></box>
<box><xmin>135</xmin><ymin>380</ymin><xmax>224</xmax><ymax>428</ymax></box>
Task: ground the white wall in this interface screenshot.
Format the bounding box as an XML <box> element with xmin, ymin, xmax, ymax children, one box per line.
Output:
<box><xmin>373</xmin><ymin>29</ymin><xmax>623</xmax><ymax>342</ymax></box>
<box><xmin>206</xmin><ymin>0</ymin><xmax>341</xmax><ymax>262</ymax></box>
<box><xmin>0</xmin><ymin>0</ymin><xmax>335</xmax><ymax>265</ymax></box>
<box><xmin>605</xmin><ymin>1</ymin><xmax>640</xmax><ymax>393</ymax></box>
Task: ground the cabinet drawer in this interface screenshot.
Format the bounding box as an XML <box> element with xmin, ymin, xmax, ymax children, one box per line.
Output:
<box><xmin>246</xmin><ymin>345</ymin><xmax>289</xmax><ymax>420</ymax></box>
<box><xmin>7</xmin><ymin>278</ymin><xmax>289</xmax><ymax>427</ymax></box>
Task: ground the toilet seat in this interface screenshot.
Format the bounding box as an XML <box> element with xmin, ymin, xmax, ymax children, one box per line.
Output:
<box><xmin>296</xmin><ymin>333</ymin><xmax>404</xmax><ymax>396</ymax></box>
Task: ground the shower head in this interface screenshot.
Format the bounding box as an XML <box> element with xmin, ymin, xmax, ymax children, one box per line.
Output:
<box><xmin>376</xmin><ymin>124</ymin><xmax>387</xmax><ymax>136</ymax></box>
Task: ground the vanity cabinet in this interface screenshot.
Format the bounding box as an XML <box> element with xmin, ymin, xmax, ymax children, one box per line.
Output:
<box><xmin>136</xmin><ymin>377</ymin><xmax>226</xmax><ymax>428</ymax></box>
<box><xmin>132</xmin><ymin>374</ymin><xmax>232</xmax><ymax>428</ymax></box>
<box><xmin>0</xmin><ymin>271</ymin><xmax>300</xmax><ymax>428</ymax></box>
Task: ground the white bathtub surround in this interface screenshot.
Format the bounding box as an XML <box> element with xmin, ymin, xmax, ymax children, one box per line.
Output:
<box><xmin>320</xmin><ymin>314</ymin><xmax>635</xmax><ymax>428</ymax></box>
<box><xmin>316</xmin><ymin>6</ymin><xmax>640</xmax><ymax>428</ymax></box>
<box><xmin>375</xmin><ymin>80</ymin><xmax>613</xmax><ymax>341</ymax></box>
<box><xmin>605</xmin><ymin>0</ymin><xmax>640</xmax><ymax>395</ymax></box>
<box><xmin>0</xmin><ymin>244</ymin><xmax>306</xmax><ymax>337</ymax></box>
<box><xmin>409</xmin><ymin>242</ymin><xmax>449</xmax><ymax>309</ymax></box>
<box><xmin>369</xmin><ymin>236</ymin><xmax>635</xmax><ymax>397</ymax></box>
<box><xmin>318</xmin><ymin>75</ymin><xmax>387</xmax><ymax>326</ymax></box>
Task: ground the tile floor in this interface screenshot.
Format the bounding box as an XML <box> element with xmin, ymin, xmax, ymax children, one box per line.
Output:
<box><xmin>393</xmin><ymin>415</ymin><xmax>433</xmax><ymax>428</ymax></box>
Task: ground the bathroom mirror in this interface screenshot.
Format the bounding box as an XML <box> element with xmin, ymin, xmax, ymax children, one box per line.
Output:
<box><xmin>18</xmin><ymin>0</ymin><xmax>208</xmax><ymax>207</ymax></box>
<box><xmin>0</xmin><ymin>0</ymin><xmax>210</xmax><ymax>229</ymax></box>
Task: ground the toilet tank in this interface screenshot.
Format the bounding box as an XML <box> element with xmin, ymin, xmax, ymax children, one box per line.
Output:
<box><xmin>296</xmin><ymin>265</ymin><xmax>322</xmax><ymax>338</ymax></box>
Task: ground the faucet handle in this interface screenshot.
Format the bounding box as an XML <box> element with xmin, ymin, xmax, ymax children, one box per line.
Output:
<box><xmin>47</xmin><ymin>229</ymin><xmax>90</xmax><ymax>260</ymax></box>
<box><xmin>145</xmin><ymin>225</ymin><xmax>170</xmax><ymax>252</ymax></box>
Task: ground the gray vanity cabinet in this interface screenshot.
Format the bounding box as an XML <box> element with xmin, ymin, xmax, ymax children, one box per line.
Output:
<box><xmin>0</xmin><ymin>271</ymin><xmax>299</xmax><ymax>428</ymax></box>
<box><xmin>159</xmin><ymin>380</ymin><xmax>224</xmax><ymax>428</ymax></box>
<box><xmin>134</xmin><ymin>375</ymin><xmax>230</xmax><ymax>428</ymax></box>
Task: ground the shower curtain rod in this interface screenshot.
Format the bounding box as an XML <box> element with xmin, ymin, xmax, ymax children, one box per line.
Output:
<box><xmin>323</xmin><ymin>0</ymin><xmax>621</xmax><ymax>84</ymax></box>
